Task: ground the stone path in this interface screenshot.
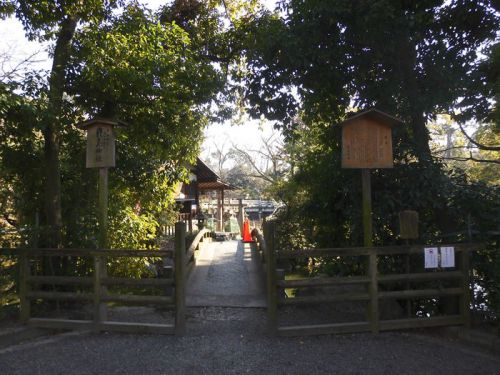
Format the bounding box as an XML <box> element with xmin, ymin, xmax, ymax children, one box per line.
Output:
<box><xmin>186</xmin><ymin>240</ymin><xmax>266</xmax><ymax>308</ymax></box>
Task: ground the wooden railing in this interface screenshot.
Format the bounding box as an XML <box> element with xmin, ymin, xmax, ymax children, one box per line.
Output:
<box><xmin>0</xmin><ymin>221</ymin><xmax>190</xmax><ymax>335</ymax></box>
<box><xmin>185</xmin><ymin>228</ymin><xmax>213</xmax><ymax>276</ymax></box>
<box><xmin>262</xmin><ymin>220</ymin><xmax>481</xmax><ymax>337</ymax></box>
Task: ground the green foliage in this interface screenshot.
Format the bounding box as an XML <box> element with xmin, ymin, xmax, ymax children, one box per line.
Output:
<box><xmin>0</xmin><ymin>1</ymin><xmax>235</xmax><ymax>289</ymax></box>
<box><xmin>242</xmin><ymin>0</ymin><xmax>498</xmax><ymax>160</ymax></box>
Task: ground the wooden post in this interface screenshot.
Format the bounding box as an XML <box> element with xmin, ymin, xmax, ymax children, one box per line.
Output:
<box><xmin>460</xmin><ymin>250</ymin><xmax>471</xmax><ymax>328</ymax></box>
<box><xmin>174</xmin><ymin>221</ymin><xmax>186</xmax><ymax>335</ymax></box>
<box><xmin>97</xmin><ymin>168</ymin><xmax>108</xmax><ymax>321</ymax></box>
<box><xmin>93</xmin><ymin>256</ymin><xmax>104</xmax><ymax>331</ymax></box>
<box><xmin>265</xmin><ymin>221</ymin><xmax>278</xmax><ymax>334</ymax></box>
<box><xmin>361</xmin><ymin>169</ymin><xmax>378</xmax><ymax>332</ymax></box>
<box><xmin>368</xmin><ymin>251</ymin><xmax>379</xmax><ymax>333</ymax></box>
<box><xmin>188</xmin><ymin>214</ymin><xmax>193</xmax><ymax>234</ymax></box>
<box><xmin>98</xmin><ymin>168</ymin><xmax>109</xmax><ymax>249</ymax></box>
<box><xmin>19</xmin><ymin>253</ymin><xmax>30</xmax><ymax>323</ymax></box>
<box><xmin>238</xmin><ymin>198</ymin><xmax>244</xmax><ymax>234</ymax></box>
<box><xmin>221</xmin><ymin>189</ymin><xmax>225</xmax><ymax>231</ymax></box>
<box><xmin>361</xmin><ymin>169</ymin><xmax>373</xmax><ymax>248</ymax></box>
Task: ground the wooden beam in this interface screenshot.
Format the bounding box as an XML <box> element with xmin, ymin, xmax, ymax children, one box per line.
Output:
<box><xmin>278</xmin><ymin>321</ymin><xmax>370</xmax><ymax>336</ymax></box>
<box><xmin>378</xmin><ymin>288</ymin><xmax>463</xmax><ymax>299</ymax></box>
<box><xmin>28</xmin><ymin>318</ymin><xmax>175</xmax><ymax>335</ymax></box>
<box><xmin>276</xmin><ymin>243</ymin><xmax>483</xmax><ymax>259</ymax></box>
<box><xmin>100</xmin><ymin>294</ymin><xmax>173</xmax><ymax>305</ymax></box>
<box><xmin>378</xmin><ymin>271</ymin><xmax>462</xmax><ymax>283</ymax></box>
<box><xmin>264</xmin><ymin>221</ymin><xmax>278</xmax><ymax>334</ymax></box>
<box><xmin>19</xmin><ymin>253</ymin><xmax>30</xmax><ymax>322</ymax></box>
<box><xmin>379</xmin><ymin>315</ymin><xmax>463</xmax><ymax>331</ymax></box>
<box><xmin>28</xmin><ymin>275</ymin><xmax>93</xmax><ymax>285</ymax></box>
<box><xmin>460</xmin><ymin>250</ymin><xmax>472</xmax><ymax>328</ymax></box>
<box><xmin>174</xmin><ymin>221</ymin><xmax>186</xmax><ymax>335</ymax></box>
<box><xmin>0</xmin><ymin>248</ymin><xmax>173</xmax><ymax>258</ymax></box>
<box><xmin>100</xmin><ymin>277</ymin><xmax>174</xmax><ymax>286</ymax></box>
<box><xmin>277</xmin><ymin>276</ymin><xmax>370</xmax><ymax>288</ymax></box>
<box><xmin>29</xmin><ymin>318</ymin><xmax>93</xmax><ymax>330</ymax></box>
<box><xmin>279</xmin><ymin>293</ymin><xmax>370</xmax><ymax>305</ymax></box>
<box><xmin>368</xmin><ymin>252</ymin><xmax>379</xmax><ymax>333</ymax></box>
<box><xmin>100</xmin><ymin>321</ymin><xmax>175</xmax><ymax>335</ymax></box>
<box><xmin>27</xmin><ymin>291</ymin><xmax>94</xmax><ymax>301</ymax></box>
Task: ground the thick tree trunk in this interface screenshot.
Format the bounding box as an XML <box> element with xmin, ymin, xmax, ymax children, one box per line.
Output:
<box><xmin>399</xmin><ymin>36</ymin><xmax>432</xmax><ymax>163</ymax></box>
<box><xmin>43</xmin><ymin>16</ymin><xmax>77</xmax><ymax>248</ymax></box>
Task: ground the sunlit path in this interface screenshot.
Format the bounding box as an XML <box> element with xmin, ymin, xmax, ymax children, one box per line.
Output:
<box><xmin>186</xmin><ymin>240</ymin><xmax>266</xmax><ymax>307</ymax></box>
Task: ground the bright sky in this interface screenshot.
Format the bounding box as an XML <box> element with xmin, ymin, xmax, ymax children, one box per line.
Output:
<box><xmin>0</xmin><ymin>0</ymin><xmax>280</xmax><ymax>165</ymax></box>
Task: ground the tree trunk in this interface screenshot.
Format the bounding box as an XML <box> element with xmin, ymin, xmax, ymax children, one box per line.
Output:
<box><xmin>43</xmin><ymin>15</ymin><xmax>77</xmax><ymax>248</ymax></box>
<box><xmin>399</xmin><ymin>35</ymin><xmax>432</xmax><ymax>163</ymax></box>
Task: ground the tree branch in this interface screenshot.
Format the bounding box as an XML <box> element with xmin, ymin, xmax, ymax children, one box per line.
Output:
<box><xmin>437</xmin><ymin>153</ymin><xmax>500</xmax><ymax>164</ymax></box>
<box><xmin>457</xmin><ymin>123</ymin><xmax>500</xmax><ymax>151</ymax></box>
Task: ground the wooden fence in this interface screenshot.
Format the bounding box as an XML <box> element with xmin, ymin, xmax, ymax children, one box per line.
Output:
<box><xmin>0</xmin><ymin>222</ymin><xmax>213</xmax><ymax>335</ymax></box>
<box><xmin>261</xmin><ymin>220</ymin><xmax>481</xmax><ymax>337</ymax></box>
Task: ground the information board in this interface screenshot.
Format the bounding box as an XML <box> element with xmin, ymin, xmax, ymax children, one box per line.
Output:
<box><xmin>341</xmin><ymin>118</ymin><xmax>393</xmax><ymax>169</ymax></box>
<box><xmin>86</xmin><ymin>125</ymin><xmax>116</xmax><ymax>168</ymax></box>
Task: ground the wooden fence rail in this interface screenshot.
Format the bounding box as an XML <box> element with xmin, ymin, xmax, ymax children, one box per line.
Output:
<box><xmin>261</xmin><ymin>220</ymin><xmax>481</xmax><ymax>337</ymax></box>
<box><xmin>0</xmin><ymin>221</ymin><xmax>191</xmax><ymax>335</ymax></box>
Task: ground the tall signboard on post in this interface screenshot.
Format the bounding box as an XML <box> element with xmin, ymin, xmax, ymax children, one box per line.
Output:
<box><xmin>339</xmin><ymin>108</ymin><xmax>402</xmax><ymax>334</ymax></box>
<box><xmin>339</xmin><ymin>108</ymin><xmax>402</xmax><ymax>247</ymax></box>
<box><xmin>77</xmin><ymin>118</ymin><xmax>126</xmax><ymax>249</ymax></box>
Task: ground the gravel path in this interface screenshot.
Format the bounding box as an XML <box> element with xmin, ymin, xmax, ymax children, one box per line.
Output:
<box><xmin>1</xmin><ymin>306</ymin><xmax>499</xmax><ymax>375</ymax></box>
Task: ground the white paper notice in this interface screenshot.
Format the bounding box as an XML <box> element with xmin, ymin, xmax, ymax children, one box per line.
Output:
<box><xmin>424</xmin><ymin>247</ymin><xmax>439</xmax><ymax>269</ymax></box>
<box><xmin>440</xmin><ymin>246</ymin><xmax>455</xmax><ymax>268</ymax></box>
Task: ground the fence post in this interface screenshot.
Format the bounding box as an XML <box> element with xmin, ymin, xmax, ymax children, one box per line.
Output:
<box><xmin>175</xmin><ymin>221</ymin><xmax>186</xmax><ymax>335</ymax></box>
<box><xmin>93</xmin><ymin>256</ymin><xmax>104</xmax><ymax>331</ymax></box>
<box><xmin>19</xmin><ymin>252</ymin><xmax>30</xmax><ymax>323</ymax></box>
<box><xmin>368</xmin><ymin>250</ymin><xmax>379</xmax><ymax>333</ymax></box>
<box><xmin>264</xmin><ymin>220</ymin><xmax>278</xmax><ymax>334</ymax></box>
<box><xmin>460</xmin><ymin>249</ymin><xmax>471</xmax><ymax>328</ymax></box>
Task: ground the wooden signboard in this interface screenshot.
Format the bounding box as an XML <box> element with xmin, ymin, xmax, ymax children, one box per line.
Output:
<box><xmin>341</xmin><ymin>117</ymin><xmax>393</xmax><ymax>169</ymax></box>
<box><xmin>77</xmin><ymin>118</ymin><xmax>124</xmax><ymax>169</ymax></box>
<box><xmin>338</xmin><ymin>109</ymin><xmax>402</xmax><ymax>249</ymax></box>
<box><xmin>85</xmin><ymin>124</ymin><xmax>116</xmax><ymax>168</ymax></box>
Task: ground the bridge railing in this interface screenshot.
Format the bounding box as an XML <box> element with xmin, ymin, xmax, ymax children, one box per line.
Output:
<box><xmin>262</xmin><ymin>220</ymin><xmax>480</xmax><ymax>336</ymax></box>
<box><xmin>185</xmin><ymin>228</ymin><xmax>213</xmax><ymax>277</ymax></box>
<box><xmin>0</xmin><ymin>221</ymin><xmax>192</xmax><ymax>335</ymax></box>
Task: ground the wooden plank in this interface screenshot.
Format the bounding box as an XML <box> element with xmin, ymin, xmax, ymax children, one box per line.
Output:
<box><xmin>101</xmin><ymin>294</ymin><xmax>173</xmax><ymax>304</ymax></box>
<box><xmin>28</xmin><ymin>318</ymin><xmax>175</xmax><ymax>335</ymax></box>
<box><xmin>265</xmin><ymin>221</ymin><xmax>278</xmax><ymax>334</ymax></box>
<box><xmin>276</xmin><ymin>243</ymin><xmax>483</xmax><ymax>259</ymax></box>
<box><xmin>278</xmin><ymin>248</ymin><xmax>371</xmax><ymax>258</ymax></box>
<box><xmin>341</xmin><ymin>117</ymin><xmax>394</xmax><ymax>169</ymax></box>
<box><xmin>460</xmin><ymin>250</ymin><xmax>472</xmax><ymax>328</ymax></box>
<box><xmin>279</xmin><ymin>293</ymin><xmax>370</xmax><ymax>305</ymax></box>
<box><xmin>27</xmin><ymin>291</ymin><xmax>94</xmax><ymax>301</ymax></box>
<box><xmin>278</xmin><ymin>321</ymin><xmax>370</xmax><ymax>337</ymax></box>
<box><xmin>378</xmin><ymin>271</ymin><xmax>462</xmax><ymax>283</ymax></box>
<box><xmin>100</xmin><ymin>277</ymin><xmax>174</xmax><ymax>286</ymax></box>
<box><xmin>0</xmin><ymin>248</ymin><xmax>172</xmax><ymax>258</ymax></box>
<box><xmin>19</xmin><ymin>253</ymin><xmax>30</xmax><ymax>322</ymax></box>
<box><xmin>174</xmin><ymin>222</ymin><xmax>186</xmax><ymax>335</ymax></box>
<box><xmin>378</xmin><ymin>288</ymin><xmax>463</xmax><ymax>300</ymax></box>
<box><xmin>379</xmin><ymin>315</ymin><xmax>463</xmax><ymax>331</ymax></box>
<box><xmin>28</xmin><ymin>275</ymin><xmax>93</xmax><ymax>285</ymax></box>
<box><xmin>29</xmin><ymin>318</ymin><xmax>93</xmax><ymax>330</ymax></box>
<box><xmin>100</xmin><ymin>321</ymin><xmax>175</xmax><ymax>335</ymax></box>
<box><xmin>93</xmin><ymin>256</ymin><xmax>104</xmax><ymax>331</ymax></box>
<box><xmin>369</xmin><ymin>252</ymin><xmax>379</xmax><ymax>333</ymax></box>
<box><xmin>278</xmin><ymin>276</ymin><xmax>370</xmax><ymax>288</ymax></box>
